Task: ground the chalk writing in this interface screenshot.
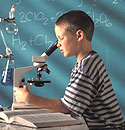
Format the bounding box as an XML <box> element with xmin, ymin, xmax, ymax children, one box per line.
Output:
<box><xmin>12</xmin><ymin>34</ymin><xmax>53</xmax><ymax>51</ymax></box>
<box><xmin>56</xmin><ymin>11</ymin><xmax>64</xmax><ymax>18</ymax></box>
<box><xmin>112</xmin><ymin>0</ymin><xmax>123</xmax><ymax>4</ymax></box>
<box><xmin>78</xmin><ymin>0</ymin><xmax>97</xmax><ymax>7</ymax></box>
<box><xmin>78</xmin><ymin>0</ymin><xmax>123</xmax><ymax>7</ymax></box>
<box><xmin>78</xmin><ymin>0</ymin><xmax>84</xmax><ymax>7</ymax></box>
<box><xmin>49</xmin><ymin>11</ymin><xmax>63</xmax><ymax>23</ymax></box>
<box><xmin>113</xmin><ymin>0</ymin><xmax>118</xmax><ymax>4</ymax></box>
<box><xmin>92</xmin><ymin>0</ymin><xmax>97</xmax><ymax>6</ymax></box>
<box><xmin>50</xmin><ymin>10</ymin><xmax>112</xmax><ymax>27</ymax></box>
<box><xmin>16</xmin><ymin>0</ymin><xmax>22</xmax><ymax>5</ymax></box>
<box><xmin>19</xmin><ymin>11</ymin><xmax>49</xmax><ymax>25</ymax></box>
<box><xmin>87</xmin><ymin>12</ymin><xmax>112</xmax><ymax>27</ymax></box>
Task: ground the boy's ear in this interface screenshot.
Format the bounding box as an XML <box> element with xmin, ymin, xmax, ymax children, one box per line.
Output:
<box><xmin>76</xmin><ymin>29</ymin><xmax>84</xmax><ymax>41</ymax></box>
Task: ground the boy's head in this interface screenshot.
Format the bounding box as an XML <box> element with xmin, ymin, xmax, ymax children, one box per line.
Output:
<box><xmin>55</xmin><ymin>10</ymin><xmax>94</xmax><ymax>41</ymax></box>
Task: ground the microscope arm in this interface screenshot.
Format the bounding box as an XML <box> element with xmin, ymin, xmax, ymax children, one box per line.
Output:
<box><xmin>13</xmin><ymin>65</ymin><xmax>42</xmax><ymax>105</ymax></box>
<box><xmin>14</xmin><ymin>65</ymin><xmax>38</xmax><ymax>87</ymax></box>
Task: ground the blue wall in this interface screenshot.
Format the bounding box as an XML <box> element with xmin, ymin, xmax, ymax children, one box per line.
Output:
<box><xmin>0</xmin><ymin>0</ymin><xmax>125</xmax><ymax>119</ymax></box>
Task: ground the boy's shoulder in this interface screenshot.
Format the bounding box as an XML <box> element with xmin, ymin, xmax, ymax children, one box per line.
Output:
<box><xmin>76</xmin><ymin>51</ymin><xmax>103</xmax><ymax>74</ymax></box>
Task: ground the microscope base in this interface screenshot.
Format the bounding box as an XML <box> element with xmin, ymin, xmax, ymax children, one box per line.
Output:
<box><xmin>12</xmin><ymin>103</ymin><xmax>36</xmax><ymax>110</ymax></box>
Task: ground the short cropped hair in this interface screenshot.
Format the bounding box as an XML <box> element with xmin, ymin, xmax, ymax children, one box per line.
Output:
<box><xmin>55</xmin><ymin>10</ymin><xmax>94</xmax><ymax>41</ymax></box>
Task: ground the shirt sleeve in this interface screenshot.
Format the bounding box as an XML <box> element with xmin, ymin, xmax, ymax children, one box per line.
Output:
<box><xmin>61</xmin><ymin>71</ymin><xmax>97</xmax><ymax>116</ymax></box>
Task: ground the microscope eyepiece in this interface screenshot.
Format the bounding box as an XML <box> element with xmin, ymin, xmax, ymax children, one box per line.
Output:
<box><xmin>45</xmin><ymin>41</ymin><xmax>58</xmax><ymax>56</ymax></box>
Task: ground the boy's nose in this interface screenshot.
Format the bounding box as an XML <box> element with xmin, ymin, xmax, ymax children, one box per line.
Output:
<box><xmin>57</xmin><ymin>41</ymin><xmax>61</xmax><ymax>48</ymax></box>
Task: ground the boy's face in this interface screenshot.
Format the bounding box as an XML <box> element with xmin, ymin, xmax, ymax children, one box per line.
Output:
<box><xmin>55</xmin><ymin>25</ymin><xmax>78</xmax><ymax>57</ymax></box>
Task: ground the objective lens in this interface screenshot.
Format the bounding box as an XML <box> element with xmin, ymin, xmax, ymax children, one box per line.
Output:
<box><xmin>5</xmin><ymin>22</ymin><xmax>18</xmax><ymax>35</ymax></box>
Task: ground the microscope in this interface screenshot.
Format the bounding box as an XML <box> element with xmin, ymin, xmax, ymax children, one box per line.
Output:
<box><xmin>14</xmin><ymin>41</ymin><xmax>58</xmax><ymax>87</ymax></box>
<box><xmin>12</xmin><ymin>41</ymin><xmax>58</xmax><ymax>110</ymax></box>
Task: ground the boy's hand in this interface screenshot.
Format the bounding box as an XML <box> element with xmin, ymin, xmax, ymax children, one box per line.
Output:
<box><xmin>14</xmin><ymin>85</ymin><xmax>30</xmax><ymax>103</ymax></box>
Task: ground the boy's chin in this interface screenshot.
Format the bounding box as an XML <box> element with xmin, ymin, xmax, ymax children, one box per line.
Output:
<box><xmin>64</xmin><ymin>53</ymin><xmax>71</xmax><ymax>57</ymax></box>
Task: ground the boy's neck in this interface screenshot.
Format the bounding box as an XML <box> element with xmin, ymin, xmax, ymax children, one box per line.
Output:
<box><xmin>76</xmin><ymin>41</ymin><xmax>92</xmax><ymax>62</ymax></box>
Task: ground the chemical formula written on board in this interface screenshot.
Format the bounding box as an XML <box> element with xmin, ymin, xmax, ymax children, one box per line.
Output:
<box><xmin>12</xmin><ymin>34</ymin><xmax>53</xmax><ymax>51</ymax></box>
<box><xmin>18</xmin><ymin>10</ymin><xmax>112</xmax><ymax>28</ymax></box>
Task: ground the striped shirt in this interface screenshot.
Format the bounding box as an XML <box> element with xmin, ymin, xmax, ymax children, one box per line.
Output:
<box><xmin>61</xmin><ymin>51</ymin><xmax>124</xmax><ymax>130</ymax></box>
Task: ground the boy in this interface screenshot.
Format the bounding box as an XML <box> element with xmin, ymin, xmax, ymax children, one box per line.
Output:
<box><xmin>14</xmin><ymin>10</ymin><xmax>124</xmax><ymax>130</ymax></box>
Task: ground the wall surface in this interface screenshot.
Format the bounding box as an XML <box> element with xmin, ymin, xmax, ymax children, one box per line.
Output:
<box><xmin>0</xmin><ymin>0</ymin><xmax>125</xmax><ymax>119</ymax></box>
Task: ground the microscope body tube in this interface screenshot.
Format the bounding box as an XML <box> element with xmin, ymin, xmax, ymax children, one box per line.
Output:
<box><xmin>33</xmin><ymin>41</ymin><xmax>58</xmax><ymax>66</ymax></box>
<box><xmin>45</xmin><ymin>41</ymin><xmax>58</xmax><ymax>56</ymax></box>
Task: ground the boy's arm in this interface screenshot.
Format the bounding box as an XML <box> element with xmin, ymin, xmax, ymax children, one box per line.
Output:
<box><xmin>14</xmin><ymin>85</ymin><xmax>70</xmax><ymax>114</ymax></box>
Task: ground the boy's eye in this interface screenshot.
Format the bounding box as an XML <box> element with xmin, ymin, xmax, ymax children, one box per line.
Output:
<box><xmin>59</xmin><ymin>36</ymin><xmax>64</xmax><ymax>40</ymax></box>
